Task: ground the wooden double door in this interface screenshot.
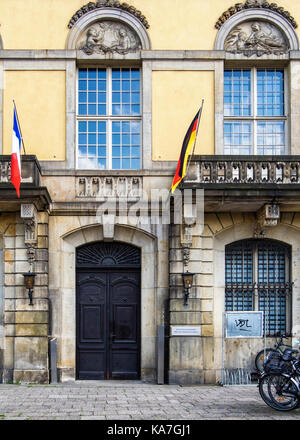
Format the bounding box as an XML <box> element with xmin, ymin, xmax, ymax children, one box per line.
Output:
<box><xmin>76</xmin><ymin>268</ymin><xmax>141</xmax><ymax>380</ymax></box>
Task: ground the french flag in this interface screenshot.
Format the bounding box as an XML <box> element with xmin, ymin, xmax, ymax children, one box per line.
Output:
<box><xmin>11</xmin><ymin>107</ymin><xmax>22</xmax><ymax>198</ymax></box>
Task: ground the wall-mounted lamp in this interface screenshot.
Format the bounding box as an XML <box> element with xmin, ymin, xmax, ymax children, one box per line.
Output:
<box><xmin>23</xmin><ymin>272</ymin><xmax>36</xmax><ymax>306</ymax></box>
<box><xmin>182</xmin><ymin>271</ymin><xmax>194</xmax><ymax>306</ymax></box>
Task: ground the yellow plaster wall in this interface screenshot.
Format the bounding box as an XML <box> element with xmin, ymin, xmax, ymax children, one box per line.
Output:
<box><xmin>3</xmin><ymin>71</ymin><xmax>66</xmax><ymax>160</ymax></box>
<box><xmin>1</xmin><ymin>0</ymin><xmax>299</xmax><ymax>50</ymax></box>
<box><xmin>152</xmin><ymin>71</ymin><xmax>215</xmax><ymax>160</ymax></box>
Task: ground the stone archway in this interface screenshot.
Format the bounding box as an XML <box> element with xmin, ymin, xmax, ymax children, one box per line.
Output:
<box><xmin>75</xmin><ymin>241</ymin><xmax>141</xmax><ymax>380</ymax></box>
<box><xmin>57</xmin><ymin>224</ymin><xmax>157</xmax><ymax>382</ymax></box>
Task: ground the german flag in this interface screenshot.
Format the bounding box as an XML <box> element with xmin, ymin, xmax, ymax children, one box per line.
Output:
<box><xmin>171</xmin><ymin>108</ymin><xmax>201</xmax><ymax>193</ymax></box>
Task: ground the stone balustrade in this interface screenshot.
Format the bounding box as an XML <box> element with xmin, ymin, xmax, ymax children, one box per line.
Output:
<box><xmin>0</xmin><ymin>155</ymin><xmax>41</xmax><ymax>187</ymax></box>
<box><xmin>184</xmin><ymin>156</ymin><xmax>300</xmax><ymax>186</ymax></box>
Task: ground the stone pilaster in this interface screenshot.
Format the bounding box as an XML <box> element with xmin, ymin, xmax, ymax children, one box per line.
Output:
<box><xmin>168</xmin><ymin>216</ymin><xmax>214</xmax><ymax>384</ymax></box>
<box><xmin>2</xmin><ymin>210</ymin><xmax>49</xmax><ymax>384</ymax></box>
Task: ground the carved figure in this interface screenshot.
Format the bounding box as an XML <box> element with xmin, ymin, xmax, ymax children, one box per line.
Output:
<box><xmin>84</xmin><ymin>25</ymin><xmax>105</xmax><ymax>53</ymax></box>
<box><xmin>245</xmin><ymin>21</ymin><xmax>286</xmax><ymax>49</ymax></box>
<box><xmin>79</xmin><ymin>20</ymin><xmax>141</xmax><ymax>55</ymax></box>
<box><xmin>112</xmin><ymin>27</ymin><xmax>131</xmax><ymax>52</ymax></box>
<box><xmin>224</xmin><ymin>20</ymin><xmax>288</xmax><ymax>56</ymax></box>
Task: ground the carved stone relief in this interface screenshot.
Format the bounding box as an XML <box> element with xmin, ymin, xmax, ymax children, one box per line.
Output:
<box><xmin>76</xmin><ymin>176</ymin><xmax>143</xmax><ymax>199</ymax></box>
<box><xmin>215</xmin><ymin>1</ymin><xmax>297</xmax><ymax>30</ymax></box>
<box><xmin>77</xmin><ymin>20</ymin><xmax>141</xmax><ymax>54</ymax></box>
<box><xmin>20</xmin><ymin>204</ymin><xmax>38</xmax><ymax>271</ymax></box>
<box><xmin>224</xmin><ymin>20</ymin><xmax>288</xmax><ymax>55</ymax></box>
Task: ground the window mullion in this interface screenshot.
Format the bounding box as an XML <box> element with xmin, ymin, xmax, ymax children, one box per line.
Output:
<box><xmin>253</xmin><ymin>68</ymin><xmax>257</xmax><ymax>155</ymax></box>
<box><xmin>107</xmin><ymin>67</ymin><xmax>112</xmax><ymax>169</ymax></box>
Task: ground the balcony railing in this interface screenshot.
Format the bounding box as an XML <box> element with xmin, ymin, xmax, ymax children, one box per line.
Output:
<box><xmin>0</xmin><ymin>155</ymin><xmax>41</xmax><ymax>187</ymax></box>
<box><xmin>184</xmin><ymin>156</ymin><xmax>300</xmax><ymax>186</ymax></box>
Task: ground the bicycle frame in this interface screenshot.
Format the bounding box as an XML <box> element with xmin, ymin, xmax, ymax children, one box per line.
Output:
<box><xmin>273</xmin><ymin>336</ymin><xmax>292</xmax><ymax>354</ymax></box>
<box><xmin>274</xmin><ymin>373</ymin><xmax>300</xmax><ymax>398</ymax></box>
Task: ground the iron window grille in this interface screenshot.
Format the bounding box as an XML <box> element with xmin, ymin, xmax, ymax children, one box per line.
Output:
<box><xmin>225</xmin><ymin>239</ymin><xmax>292</xmax><ymax>336</ymax></box>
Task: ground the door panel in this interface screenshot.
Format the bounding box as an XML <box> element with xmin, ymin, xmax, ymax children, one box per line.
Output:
<box><xmin>76</xmin><ymin>273</ymin><xmax>107</xmax><ymax>379</ymax></box>
<box><xmin>110</xmin><ymin>273</ymin><xmax>140</xmax><ymax>379</ymax></box>
<box><xmin>76</xmin><ymin>269</ymin><xmax>140</xmax><ymax>380</ymax></box>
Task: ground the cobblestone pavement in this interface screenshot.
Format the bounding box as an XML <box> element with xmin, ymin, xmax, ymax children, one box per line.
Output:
<box><xmin>0</xmin><ymin>381</ymin><xmax>299</xmax><ymax>421</ymax></box>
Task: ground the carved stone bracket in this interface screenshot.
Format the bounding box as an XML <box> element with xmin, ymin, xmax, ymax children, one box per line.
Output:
<box><xmin>68</xmin><ymin>1</ymin><xmax>150</xmax><ymax>30</ymax></box>
<box><xmin>21</xmin><ymin>204</ymin><xmax>37</xmax><ymax>271</ymax></box>
<box><xmin>215</xmin><ymin>1</ymin><xmax>297</xmax><ymax>30</ymax></box>
<box><xmin>254</xmin><ymin>203</ymin><xmax>280</xmax><ymax>237</ymax></box>
<box><xmin>180</xmin><ymin>216</ymin><xmax>196</xmax><ymax>269</ymax></box>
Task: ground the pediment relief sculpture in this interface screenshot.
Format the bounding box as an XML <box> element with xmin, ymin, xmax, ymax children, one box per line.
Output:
<box><xmin>77</xmin><ymin>21</ymin><xmax>142</xmax><ymax>55</ymax></box>
<box><xmin>224</xmin><ymin>20</ymin><xmax>288</xmax><ymax>56</ymax></box>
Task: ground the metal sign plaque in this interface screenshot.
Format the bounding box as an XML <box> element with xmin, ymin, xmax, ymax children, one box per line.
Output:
<box><xmin>171</xmin><ymin>326</ymin><xmax>201</xmax><ymax>336</ymax></box>
<box><xmin>225</xmin><ymin>311</ymin><xmax>264</xmax><ymax>338</ymax></box>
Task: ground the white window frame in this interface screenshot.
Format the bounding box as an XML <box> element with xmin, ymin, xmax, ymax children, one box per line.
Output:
<box><xmin>224</xmin><ymin>66</ymin><xmax>289</xmax><ymax>155</ymax></box>
<box><xmin>76</xmin><ymin>66</ymin><xmax>142</xmax><ymax>170</ymax></box>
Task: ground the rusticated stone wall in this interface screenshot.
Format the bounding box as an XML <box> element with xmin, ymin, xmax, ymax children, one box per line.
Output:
<box><xmin>168</xmin><ymin>211</ymin><xmax>300</xmax><ymax>385</ymax></box>
<box><xmin>1</xmin><ymin>211</ymin><xmax>49</xmax><ymax>384</ymax></box>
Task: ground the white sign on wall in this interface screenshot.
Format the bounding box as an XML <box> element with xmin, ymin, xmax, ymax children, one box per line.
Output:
<box><xmin>171</xmin><ymin>326</ymin><xmax>201</xmax><ymax>336</ymax></box>
<box><xmin>225</xmin><ymin>311</ymin><xmax>264</xmax><ymax>338</ymax></box>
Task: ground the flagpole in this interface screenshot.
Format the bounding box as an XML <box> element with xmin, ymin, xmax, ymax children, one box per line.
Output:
<box><xmin>13</xmin><ymin>100</ymin><xmax>26</xmax><ymax>155</ymax></box>
<box><xmin>185</xmin><ymin>99</ymin><xmax>204</xmax><ymax>179</ymax></box>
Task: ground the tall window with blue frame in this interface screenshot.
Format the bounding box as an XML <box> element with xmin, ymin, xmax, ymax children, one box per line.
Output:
<box><xmin>225</xmin><ymin>239</ymin><xmax>291</xmax><ymax>336</ymax></box>
<box><xmin>77</xmin><ymin>67</ymin><xmax>141</xmax><ymax>169</ymax></box>
<box><xmin>224</xmin><ymin>68</ymin><xmax>286</xmax><ymax>155</ymax></box>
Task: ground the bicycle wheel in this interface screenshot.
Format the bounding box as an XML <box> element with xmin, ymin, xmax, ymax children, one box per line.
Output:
<box><xmin>268</xmin><ymin>374</ymin><xmax>299</xmax><ymax>411</ymax></box>
<box><xmin>259</xmin><ymin>374</ymin><xmax>276</xmax><ymax>409</ymax></box>
<box><xmin>255</xmin><ymin>348</ymin><xmax>276</xmax><ymax>372</ymax></box>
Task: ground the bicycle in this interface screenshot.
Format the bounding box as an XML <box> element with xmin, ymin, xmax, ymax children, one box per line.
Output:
<box><xmin>258</xmin><ymin>348</ymin><xmax>300</xmax><ymax>411</ymax></box>
<box><xmin>255</xmin><ymin>333</ymin><xmax>292</xmax><ymax>373</ymax></box>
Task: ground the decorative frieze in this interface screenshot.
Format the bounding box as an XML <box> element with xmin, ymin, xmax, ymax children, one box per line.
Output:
<box><xmin>75</xmin><ymin>176</ymin><xmax>143</xmax><ymax>199</ymax></box>
<box><xmin>68</xmin><ymin>1</ymin><xmax>150</xmax><ymax>30</ymax></box>
<box><xmin>215</xmin><ymin>1</ymin><xmax>297</xmax><ymax>30</ymax></box>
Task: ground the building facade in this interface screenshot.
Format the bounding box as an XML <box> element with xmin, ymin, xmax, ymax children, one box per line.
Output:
<box><xmin>0</xmin><ymin>0</ymin><xmax>300</xmax><ymax>384</ymax></box>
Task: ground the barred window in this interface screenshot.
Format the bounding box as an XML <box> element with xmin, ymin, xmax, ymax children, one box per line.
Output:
<box><xmin>224</xmin><ymin>68</ymin><xmax>286</xmax><ymax>155</ymax></box>
<box><xmin>77</xmin><ymin>67</ymin><xmax>141</xmax><ymax>170</ymax></box>
<box><xmin>225</xmin><ymin>239</ymin><xmax>291</xmax><ymax>336</ymax></box>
